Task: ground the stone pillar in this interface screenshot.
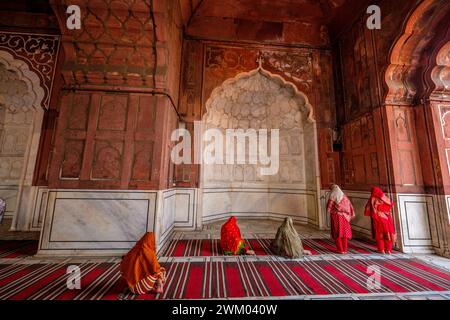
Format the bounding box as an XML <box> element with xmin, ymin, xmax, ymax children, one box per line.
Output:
<box><xmin>35</xmin><ymin>0</ymin><xmax>183</xmax><ymax>255</ymax></box>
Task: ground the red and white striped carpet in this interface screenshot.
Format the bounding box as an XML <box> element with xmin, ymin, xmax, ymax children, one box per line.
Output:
<box><xmin>0</xmin><ymin>238</ymin><xmax>392</xmax><ymax>260</ymax></box>
<box><xmin>160</xmin><ymin>238</ymin><xmax>392</xmax><ymax>257</ymax></box>
<box><xmin>1</xmin><ymin>257</ymin><xmax>449</xmax><ymax>300</ymax></box>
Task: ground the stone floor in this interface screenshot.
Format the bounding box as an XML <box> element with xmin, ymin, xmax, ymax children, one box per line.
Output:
<box><xmin>1</xmin><ymin>218</ymin><xmax>450</xmax><ymax>300</ymax></box>
<box><xmin>0</xmin><ymin>219</ymin><xmax>39</xmax><ymax>240</ymax></box>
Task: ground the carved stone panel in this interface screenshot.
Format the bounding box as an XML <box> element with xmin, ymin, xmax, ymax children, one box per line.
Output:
<box><xmin>0</xmin><ymin>63</ymin><xmax>35</xmax><ymax>185</ymax></box>
<box><xmin>49</xmin><ymin>91</ymin><xmax>164</xmax><ymax>190</ymax></box>
<box><xmin>0</xmin><ymin>32</ymin><xmax>59</xmax><ymax>109</ymax></box>
<box><xmin>203</xmin><ymin>69</ymin><xmax>316</xmax><ymax>189</ymax></box>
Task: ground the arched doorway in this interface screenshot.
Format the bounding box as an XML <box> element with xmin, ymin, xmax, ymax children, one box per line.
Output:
<box><xmin>199</xmin><ymin>64</ymin><xmax>322</xmax><ymax>228</ymax></box>
<box><xmin>384</xmin><ymin>0</ymin><xmax>450</xmax><ymax>255</ymax></box>
<box><xmin>0</xmin><ymin>50</ymin><xmax>45</xmax><ymax>231</ymax></box>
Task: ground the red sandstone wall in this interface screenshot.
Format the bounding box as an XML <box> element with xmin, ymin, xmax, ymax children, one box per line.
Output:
<box><xmin>429</xmin><ymin>101</ymin><xmax>450</xmax><ymax>195</ymax></box>
<box><xmin>39</xmin><ymin>0</ymin><xmax>182</xmax><ymax>190</ymax></box>
<box><xmin>335</xmin><ymin>0</ymin><xmax>437</xmax><ymax>193</ymax></box>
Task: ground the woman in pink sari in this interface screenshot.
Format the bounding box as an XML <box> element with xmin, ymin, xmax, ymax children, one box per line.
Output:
<box><xmin>326</xmin><ymin>184</ymin><xmax>355</xmax><ymax>254</ymax></box>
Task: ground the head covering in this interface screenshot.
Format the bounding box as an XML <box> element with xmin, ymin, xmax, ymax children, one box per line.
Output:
<box><xmin>365</xmin><ymin>187</ymin><xmax>396</xmax><ymax>243</ymax></box>
<box><xmin>365</xmin><ymin>187</ymin><xmax>393</xmax><ymax>217</ymax></box>
<box><xmin>329</xmin><ymin>184</ymin><xmax>344</xmax><ymax>203</ymax></box>
<box><xmin>271</xmin><ymin>217</ymin><xmax>304</xmax><ymax>259</ymax></box>
<box><xmin>220</xmin><ymin>216</ymin><xmax>247</xmax><ymax>255</ymax></box>
<box><xmin>120</xmin><ymin>232</ymin><xmax>166</xmax><ymax>295</ymax></box>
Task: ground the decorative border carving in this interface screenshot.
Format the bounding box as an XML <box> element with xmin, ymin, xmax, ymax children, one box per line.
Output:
<box><xmin>204</xmin><ymin>61</ymin><xmax>315</xmax><ymax>123</ymax></box>
<box><xmin>385</xmin><ymin>0</ymin><xmax>450</xmax><ymax>105</ymax></box>
<box><xmin>0</xmin><ymin>32</ymin><xmax>59</xmax><ymax>109</ymax></box>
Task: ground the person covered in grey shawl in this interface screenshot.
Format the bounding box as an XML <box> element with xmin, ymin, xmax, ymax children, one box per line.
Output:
<box><xmin>271</xmin><ymin>217</ymin><xmax>311</xmax><ymax>258</ymax></box>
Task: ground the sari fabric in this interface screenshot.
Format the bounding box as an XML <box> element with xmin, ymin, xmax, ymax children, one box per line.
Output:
<box><xmin>364</xmin><ymin>187</ymin><xmax>396</xmax><ymax>242</ymax></box>
<box><xmin>326</xmin><ymin>186</ymin><xmax>355</xmax><ymax>240</ymax></box>
<box><xmin>120</xmin><ymin>232</ymin><xmax>166</xmax><ymax>295</ymax></box>
<box><xmin>220</xmin><ymin>216</ymin><xmax>247</xmax><ymax>255</ymax></box>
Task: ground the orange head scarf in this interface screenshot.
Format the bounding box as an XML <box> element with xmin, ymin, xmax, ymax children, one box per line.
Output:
<box><xmin>220</xmin><ymin>216</ymin><xmax>247</xmax><ymax>255</ymax></box>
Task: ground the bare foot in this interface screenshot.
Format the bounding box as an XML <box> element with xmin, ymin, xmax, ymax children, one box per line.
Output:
<box><xmin>153</xmin><ymin>279</ymin><xmax>164</xmax><ymax>294</ymax></box>
<box><xmin>378</xmin><ymin>250</ymin><xmax>385</xmax><ymax>254</ymax></box>
<box><xmin>153</xmin><ymin>286</ymin><xmax>163</xmax><ymax>294</ymax></box>
<box><xmin>303</xmin><ymin>250</ymin><xmax>312</xmax><ymax>255</ymax></box>
<box><xmin>245</xmin><ymin>249</ymin><xmax>256</xmax><ymax>255</ymax></box>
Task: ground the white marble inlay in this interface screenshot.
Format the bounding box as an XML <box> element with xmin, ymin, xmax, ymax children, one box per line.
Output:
<box><xmin>50</xmin><ymin>198</ymin><xmax>149</xmax><ymax>242</ymax></box>
<box><xmin>397</xmin><ymin>194</ymin><xmax>438</xmax><ymax>253</ymax></box>
<box><xmin>38</xmin><ymin>190</ymin><xmax>157</xmax><ymax>254</ymax></box>
<box><xmin>404</xmin><ymin>201</ymin><xmax>431</xmax><ymax>240</ymax></box>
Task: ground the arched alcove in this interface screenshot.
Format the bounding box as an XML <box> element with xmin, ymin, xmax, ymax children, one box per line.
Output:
<box><xmin>383</xmin><ymin>0</ymin><xmax>450</xmax><ymax>255</ymax></box>
<box><xmin>0</xmin><ymin>50</ymin><xmax>45</xmax><ymax>231</ymax></box>
<box><xmin>385</xmin><ymin>0</ymin><xmax>450</xmax><ymax>104</ymax></box>
<box><xmin>200</xmin><ymin>65</ymin><xmax>322</xmax><ymax>228</ymax></box>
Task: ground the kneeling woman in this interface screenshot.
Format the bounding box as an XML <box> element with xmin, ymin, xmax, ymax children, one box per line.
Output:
<box><xmin>271</xmin><ymin>217</ymin><xmax>310</xmax><ymax>258</ymax></box>
<box><xmin>326</xmin><ymin>184</ymin><xmax>355</xmax><ymax>254</ymax></box>
<box><xmin>120</xmin><ymin>232</ymin><xmax>166</xmax><ymax>295</ymax></box>
<box><xmin>220</xmin><ymin>216</ymin><xmax>255</xmax><ymax>255</ymax></box>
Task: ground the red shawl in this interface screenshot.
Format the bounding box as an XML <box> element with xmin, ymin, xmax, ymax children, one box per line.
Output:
<box><xmin>364</xmin><ymin>187</ymin><xmax>396</xmax><ymax>242</ymax></box>
<box><xmin>364</xmin><ymin>187</ymin><xmax>393</xmax><ymax>217</ymax></box>
<box><xmin>220</xmin><ymin>216</ymin><xmax>247</xmax><ymax>255</ymax></box>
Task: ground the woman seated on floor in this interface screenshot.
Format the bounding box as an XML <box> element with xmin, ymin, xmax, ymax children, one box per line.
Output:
<box><xmin>220</xmin><ymin>216</ymin><xmax>255</xmax><ymax>255</ymax></box>
<box><xmin>271</xmin><ymin>217</ymin><xmax>311</xmax><ymax>258</ymax></box>
<box><xmin>120</xmin><ymin>232</ymin><xmax>166</xmax><ymax>295</ymax></box>
<box><xmin>326</xmin><ymin>184</ymin><xmax>355</xmax><ymax>254</ymax></box>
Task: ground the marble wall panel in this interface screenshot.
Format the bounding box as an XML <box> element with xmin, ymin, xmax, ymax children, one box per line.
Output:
<box><xmin>397</xmin><ymin>194</ymin><xmax>439</xmax><ymax>253</ymax></box>
<box><xmin>37</xmin><ymin>190</ymin><xmax>157</xmax><ymax>256</ymax></box>
<box><xmin>202</xmin><ymin>188</ymin><xmax>317</xmax><ymax>225</ymax></box>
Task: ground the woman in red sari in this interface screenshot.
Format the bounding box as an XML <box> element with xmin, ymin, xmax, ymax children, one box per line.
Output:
<box><xmin>326</xmin><ymin>184</ymin><xmax>355</xmax><ymax>254</ymax></box>
<box><xmin>220</xmin><ymin>216</ymin><xmax>255</xmax><ymax>255</ymax></box>
<box><xmin>365</xmin><ymin>187</ymin><xmax>396</xmax><ymax>254</ymax></box>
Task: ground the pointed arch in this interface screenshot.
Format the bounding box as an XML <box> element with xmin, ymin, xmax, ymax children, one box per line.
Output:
<box><xmin>0</xmin><ymin>50</ymin><xmax>46</xmax><ymax>231</ymax></box>
<box><xmin>200</xmin><ymin>63</ymin><xmax>323</xmax><ymax>228</ymax></box>
<box><xmin>0</xmin><ymin>50</ymin><xmax>45</xmax><ymax>110</ymax></box>
<box><xmin>204</xmin><ymin>64</ymin><xmax>315</xmax><ymax>123</ymax></box>
<box><xmin>385</xmin><ymin>0</ymin><xmax>450</xmax><ymax>104</ymax></box>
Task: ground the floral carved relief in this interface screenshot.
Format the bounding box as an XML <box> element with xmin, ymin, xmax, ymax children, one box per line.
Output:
<box><xmin>0</xmin><ymin>32</ymin><xmax>59</xmax><ymax>109</ymax></box>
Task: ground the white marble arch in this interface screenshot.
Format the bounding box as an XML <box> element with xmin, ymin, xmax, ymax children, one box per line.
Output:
<box><xmin>199</xmin><ymin>63</ymin><xmax>323</xmax><ymax>229</ymax></box>
<box><xmin>0</xmin><ymin>50</ymin><xmax>46</xmax><ymax>231</ymax></box>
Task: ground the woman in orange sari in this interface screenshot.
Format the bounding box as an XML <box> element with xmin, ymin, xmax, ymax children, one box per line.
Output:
<box><xmin>220</xmin><ymin>216</ymin><xmax>255</xmax><ymax>255</ymax></box>
<box><xmin>120</xmin><ymin>232</ymin><xmax>166</xmax><ymax>295</ymax></box>
<box><xmin>365</xmin><ymin>187</ymin><xmax>396</xmax><ymax>254</ymax></box>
